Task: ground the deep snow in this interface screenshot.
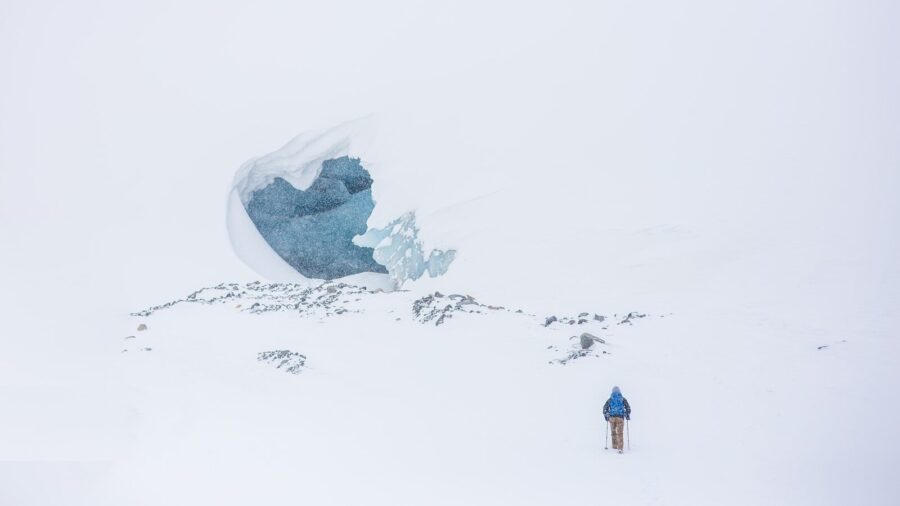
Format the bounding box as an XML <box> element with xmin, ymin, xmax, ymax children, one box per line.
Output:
<box><xmin>1</xmin><ymin>0</ymin><xmax>899</xmax><ymax>505</ymax></box>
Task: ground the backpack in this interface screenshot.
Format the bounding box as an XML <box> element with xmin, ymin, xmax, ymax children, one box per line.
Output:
<box><xmin>608</xmin><ymin>392</ymin><xmax>626</xmax><ymax>416</ymax></box>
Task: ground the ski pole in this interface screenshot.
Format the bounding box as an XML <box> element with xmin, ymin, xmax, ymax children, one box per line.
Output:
<box><xmin>626</xmin><ymin>419</ymin><xmax>630</xmax><ymax>451</ymax></box>
<box><xmin>605</xmin><ymin>420</ymin><xmax>609</xmax><ymax>450</ymax></box>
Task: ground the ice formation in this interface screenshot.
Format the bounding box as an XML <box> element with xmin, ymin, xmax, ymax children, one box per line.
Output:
<box><xmin>227</xmin><ymin>122</ymin><xmax>455</xmax><ymax>287</ymax></box>
<box><xmin>245</xmin><ymin>156</ymin><xmax>386</xmax><ymax>280</ymax></box>
<box><xmin>355</xmin><ymin>213</ymin><xmax>456</xmax><ymax>286</ymax></box>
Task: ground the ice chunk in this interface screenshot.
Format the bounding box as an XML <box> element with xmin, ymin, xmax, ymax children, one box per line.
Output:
<box><xmin>227</xmin><ymin>121</ymin><xmax>455</xmax><ymax>287</ymax></box>
<box><xmin>245</xmin><ymin>157</ymin><xmax>387</xmax><ymax>280</ymax></box>
<box><xmin>355</xmin><ymin>212</ymin><xmax>456</xmax><ymax>287</ymax></box>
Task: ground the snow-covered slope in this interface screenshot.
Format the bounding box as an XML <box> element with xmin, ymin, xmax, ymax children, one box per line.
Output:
<box><xmin>1</xmin><ymin>1</ymin><xmax>898</xmax><ymax>505</ymax></box>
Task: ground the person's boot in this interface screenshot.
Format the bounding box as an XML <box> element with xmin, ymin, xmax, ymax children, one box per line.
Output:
<box><xmin>618</xmin><ymin>449</ymin><xmax>624</xmax><ymax>454</ymax></box>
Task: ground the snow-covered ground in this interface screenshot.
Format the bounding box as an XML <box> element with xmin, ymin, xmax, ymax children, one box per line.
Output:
<box><xmin>1</xmin><ymin>1</ymin><xmax>899</xmax><ymax>504</ymax></box>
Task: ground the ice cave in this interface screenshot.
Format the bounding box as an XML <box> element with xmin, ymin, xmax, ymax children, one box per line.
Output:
<box><xmin>227</xmin><ymin>126</ymin><xmax>455</xmax><ymax>287</ymax></box>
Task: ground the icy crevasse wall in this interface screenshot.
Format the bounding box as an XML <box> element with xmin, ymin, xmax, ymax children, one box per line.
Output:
<box><xmin>227</xmin><ymin>121</ymin><xmax>455</xmax><ymax>287</ymax></box>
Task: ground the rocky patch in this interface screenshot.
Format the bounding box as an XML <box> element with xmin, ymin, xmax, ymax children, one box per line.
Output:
<box><xmin>257</xmin><ymin>350</ymin><xmax>306</xmax><ymax>374</ymax></box>
<box><xmin>549</xmin><ymin>348</ymin><xmax>609</xmax><ymax>366</ymax></box>
<box><xmin>132</xmin><ymin>281</ymin><xmax>379</xmax><ymax>319</ymax></box>
<box><xmin>544</xmin><ymin>312</ymin><xmax>606</xmax><ymax>327</ymax></box>
<box><xmin>617</xmin><ymin>312</ymin><xmax>647</xmax><ymax>325</ymax></box>
<box><xmin>412</xmin><ymin>292</ymin><xmax>506</xmax><ymax>326</ymax></box>
<box><xmin>130</xmin><ymin>282</ymin><xmax>655</xmax><ymax>368</ymax></box>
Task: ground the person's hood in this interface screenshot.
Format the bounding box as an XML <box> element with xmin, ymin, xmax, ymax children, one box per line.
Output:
<box><xmin>611</xmin><ymin>386</ymin><xmax>621</xmax><ymax>395</ymax></box>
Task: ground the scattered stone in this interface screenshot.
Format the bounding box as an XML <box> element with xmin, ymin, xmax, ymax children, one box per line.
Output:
<box><xmin>817</xmin><ymin>345</ymin><xmax>829</xmax><ymax>350</ymax></box>
<box><xmin>141</xmin><ymin>347</ymin><xmax>152</xmax><ymax>351</ymax></box>
<box><xmin>132</xmin><ymin>284</ymin><xmax>653</xmax><ymax>364</ymax></box>
<box><xmin>412</xmin><ymin>292</ymin><xmax>505</xmax><ymax>326</ymax></box>
<box><xmin>580</xmin><ymin>332</ymin><xmax>605</xmax><ymax>349</ymax></box>
<box><xmin>584</xmin><ymin>332</ymin><xmax>605</xmax><ymax>344</ymax></box>
<box><xmin>550</xmin><ymin>349</ymin><xmax>597</xmax><ymax>365</ymax></box>
<box><xmin>548</xmin><ymin>312</ymin><xmax>608</xmax><ymax>326</ymax></box>
<box><xmin>258</xmin><ymin>350</ymin><xmax>306</xmax><ymax>374</ymax></box>
<box><xmin>618</xmin><ymin>312</ymin><xmax>647</xmax><ymax>325</ymax></box>
<box><xmin>131</xmin><ymin>282</ymin><xmax>377</xmax><ymax>319</ymax></box>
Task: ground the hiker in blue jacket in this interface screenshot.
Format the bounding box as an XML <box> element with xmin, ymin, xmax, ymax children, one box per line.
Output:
<box><xmin>603</xmin><ymin>386</ymin><xmax>631</xmax><ymax>453</ymax></box>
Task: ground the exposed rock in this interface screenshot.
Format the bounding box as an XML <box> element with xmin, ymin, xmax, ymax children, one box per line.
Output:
<box><xmin>547</xmin><ymin>312</ymin><xmax>607</xmax><ymax>326</ymax></box>
<box><xmin>131</xmin><ymin>284</ymin><xmax>652</xmax><ymax>365</ymax></box>
<box><xmin>257</xmin><ymin>350</ymin><xmax>306</xmax><ymax>374</ymax></box>
<box><xmin>583</xmin><ymin>332</ymin><xmax>605</xmax><ymax>344</ymax></box>
<box><xmin>618</xmin><ymin>312</ymin><xmax>648</xmax><ymax>325</ymax></box>
<box><xmin>131</xmin><ymin>282</ymin><xmax>376</xmax><ymax>318</ymax></box>
<box><xmin>550</xmin><ymin>349</ymin><xmax>597</xmax><ymax>365</ymax></box>
<box><xmin>580</xmin><ymin>332</ymin><xmax>605</xmax><ymax>349</ymax></box>
<box><xmin>412</xmin><ymin>292</ymin><xmax>503</xmax><ymax>326</ymax></box>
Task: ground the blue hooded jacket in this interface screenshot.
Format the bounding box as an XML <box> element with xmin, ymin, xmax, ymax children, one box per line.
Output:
<box><xmin>603</xmin><ymin>386</ymin><xmax>631</xmax><ymax>419</ymax></box>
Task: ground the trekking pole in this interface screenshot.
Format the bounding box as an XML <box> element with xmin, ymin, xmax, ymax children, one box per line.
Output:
<box><xmin>604</xmin><ymin>420</ymin><xmax>609</xmax><ymax>450</ymax></box>
<box><xmin>626</xmin><ymin>419</ymin><xmax>631</xmax><ymax>451</ymax></box>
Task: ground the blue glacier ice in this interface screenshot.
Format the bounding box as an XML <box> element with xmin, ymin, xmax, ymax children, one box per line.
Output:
<box><xmin>245</xmin><ymin>156</ymin><xmax>388</xmax><ymax>280</ymax></box>
<box><xmin>355</xmin><ymin>212</ymin><xmax>456</xmax><ymax>286</ymax></box>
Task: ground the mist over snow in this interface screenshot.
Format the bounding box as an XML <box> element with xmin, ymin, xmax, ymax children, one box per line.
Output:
<box><xmin>1</xmin><ymin>1</ymin><xmax>898</xmax><ymax>505</ymax></box>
